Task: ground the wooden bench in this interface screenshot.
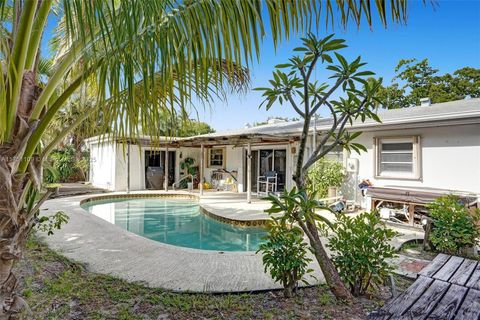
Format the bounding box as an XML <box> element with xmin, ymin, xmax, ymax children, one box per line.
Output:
<box><xmin>369</xmin><ymin>254</ymin><xmax>480</xmax><ymax>320</ymax></box>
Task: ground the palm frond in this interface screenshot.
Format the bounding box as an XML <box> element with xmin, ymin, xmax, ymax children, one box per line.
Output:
<box><xmin>2</xmin><ymin>0</ymin><xmax>417</xmax><ymax>168</ymax></box>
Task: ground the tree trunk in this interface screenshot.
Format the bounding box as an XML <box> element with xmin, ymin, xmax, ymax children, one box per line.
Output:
<box><xmin>0</xmin><ymin>161</ymin><xmax>31</xmax><ymax>318</ymax></box>
<box><xmin>293</xmin><ymin>176</ymin><xmax>353</xmax><ymax>300</ymax></box>
<box><xmin>284</xmin><ymin>283</ymin><xmax>294</xmax><ymax>298</ymax></box>
<box><xmin>304</xmin><ymin>218</ymin><xmax>353</xmax><ymax>300</ymax></box>
<box><xmin>284</xmin><ymin>273</ymin><xmax>295</xmax><ymax>298</ymax></box>
<box><xmin>0</xmin><ymin>71</ymin><xmax>43</xmax><ymax>318</ymax></box>
<box><xmin>72</xmin><ymin>134</ymin><xmax>86</xmax><ymax>181</ymax></box>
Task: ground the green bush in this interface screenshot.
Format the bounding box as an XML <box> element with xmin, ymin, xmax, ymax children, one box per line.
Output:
<box><xmin>306</xmin><ymin>159</ymin><xmax>345</xmax><ymax>199</ymax></box>
<box><xmin>43</xmin><ymin>161</ymin><xmax>60</xmax><ymax>184</ymax></box>
<box><xmin>428</xmin><ymin>195</ymin><xmax>480</xmax><ymax>256</ymax></box>
<box><xmin>49</xmin><ymin>148</ymin><xmax>76</xmax><ymax>181</ymax></box>
<box><xmin>328</xmin><ymin>212</ymin><xmax>398</xmax><ymax>296</ymax></box>
<box><xmin>257</xmin><ymin>219</ymin><xmax>312</xmax><ymax>298</ymax></box>
<box><xmin>43</xmin><ymin>145</ymin><xmax>90</xmax><ymax>183</ymax></box>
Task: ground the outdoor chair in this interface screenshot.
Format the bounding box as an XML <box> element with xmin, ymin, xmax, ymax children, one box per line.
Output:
<box><xmin>257</xmin><ymin>171</ymin><xmax>277</xmax><ymax>197</ymax></box>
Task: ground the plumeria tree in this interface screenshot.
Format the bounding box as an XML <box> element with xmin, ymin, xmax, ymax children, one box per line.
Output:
<box><xmin>0</xmin><ymin>0</ymin><xmax>411</xmax><ymax>316</ymax></box>
<box><xmin>256</xmin><ymin>34</ymin><xmax>382</xmax><ymax>299</ymax></box>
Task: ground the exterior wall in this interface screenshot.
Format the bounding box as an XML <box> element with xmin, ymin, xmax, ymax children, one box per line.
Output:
<box><xmin>88</xmin><ymin>142</ymin><xmax>117</xmax><ymax>191</ymax></box>
<box><xmin>115</xmin><ymin>144</ymin><xmax>143</xmax><ymax>191</ymax></box>
<box><xmin>348</xmin><ymin>124</ymin><xmax>480</xmax><ymax>206</ymax></box>
<box><xmin>88</xmin><ymin>124</ymin><xmax>480</xmax><ymax>197</ymax></box>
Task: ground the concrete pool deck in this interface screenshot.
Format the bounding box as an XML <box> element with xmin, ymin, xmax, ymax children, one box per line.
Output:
<box><xmin>39</xmin><ymin>190</ymin><xmax>424</xmax><ymax>292</ymax></box>
<box><xmin>39</xmin><ymin>191</ymin><xmax>323</xmax><ymax>293</ymax></box>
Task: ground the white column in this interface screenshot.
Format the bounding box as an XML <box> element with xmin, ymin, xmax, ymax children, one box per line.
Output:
<box><xmin>164</xmin><ymin>147</ymin><xmax>169</xmax><ymax>191</ymax></box>
<box><xmin>200</xmin><ymin>144</ymin><xmax>204</xmax><ymax>195</ymax></box>
<box><xmin>247</xmin><ymin>143</ymin><xmax>251</xmax><ymax>204</ymax></box>
<box><xmin>126</xmin><ymin>143</ymin><xmax>130</xmax><ymax>193</ymax></box>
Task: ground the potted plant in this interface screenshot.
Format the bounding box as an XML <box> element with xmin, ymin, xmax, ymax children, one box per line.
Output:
<box><xmin>180</xmin><ymin>157</ymin><xmax>197</xmax><ymax>190</ymax></box>
<box><xmin>306</xmin><ymin>159</ymin><xmax>345</xmax><ymax>201</ymax></box>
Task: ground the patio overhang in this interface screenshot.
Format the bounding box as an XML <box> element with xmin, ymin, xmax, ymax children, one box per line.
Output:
<box><xmin>96</xmin><ymin>133</ymin><xmax>300</xmax><ymax>148</ymax></box>
<box><xmin>175</xmin><ymin>133</ymin><xmax>299</xmax><ymax>148</ymax></box>
<box><xmin>174</xmin><ymin>133</ymin><xmax>299</xmax><ymax>204</ymax></box>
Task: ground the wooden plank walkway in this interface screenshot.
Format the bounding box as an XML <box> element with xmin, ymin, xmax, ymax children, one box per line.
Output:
<box><xmin>369</xmin><ymin>254</ymin><xmax>480</xmax><ymax>320</ymax></box>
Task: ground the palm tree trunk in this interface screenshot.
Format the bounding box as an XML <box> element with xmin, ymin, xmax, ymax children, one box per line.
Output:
<box><xmin>72</xmin><ymin>134</ymin><xmax>86</xmax><ymax>181</ymax></box>
<box><xmin>0</xmin><ymin>71</ymin><xmax>43</xmax><ymax>318</ymax></box>
<box><xmin>0</xmin><ymin>160</ymin><xmax>31</xmax><ymax>318</ymax></box>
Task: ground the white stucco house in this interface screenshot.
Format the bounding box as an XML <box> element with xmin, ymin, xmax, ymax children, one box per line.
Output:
<box><xmin>85</xmin><ymin>98</ymin><xmax>480</xmax><ymax>220</ymax></box>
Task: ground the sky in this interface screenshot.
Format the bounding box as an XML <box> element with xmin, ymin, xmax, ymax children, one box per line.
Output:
<box><xmin>42</xmin><ymin>0</ymin><xmax>480</xmax><ymax>132</ymax></box>
<box><xmin>195</xmin><ymin>0</ymin><xmax>480</xmax><ymax>131</ymax></box>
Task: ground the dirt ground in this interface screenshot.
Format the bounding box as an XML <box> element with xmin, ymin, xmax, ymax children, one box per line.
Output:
<box><xmin>16</xmin><ymin>237</ymin><xmax>412</xmax><ymax>319</ymax></box>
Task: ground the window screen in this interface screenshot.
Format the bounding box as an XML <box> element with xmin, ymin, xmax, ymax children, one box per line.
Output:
<box><xmin>376</xmin><ymin>137</ymin><xmax>419</xmax><ymax>178</ymax></box>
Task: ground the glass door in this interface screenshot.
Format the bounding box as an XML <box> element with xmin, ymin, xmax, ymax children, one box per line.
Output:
<box><xmin>245</xmin><ymin>148</ymin><xmax>286</xmax><ymax>193</ymax></box>
<box><xmin>145</xmin><ymin>150</ymin><xmax>176</xmax><ymax>189</ymax></box>
<box><xmin>259</xmin><ymin>150</ymin><xmax>274</xmax><ymax>176</ymax></box>
<box><xmin>274</xmin><ymin>150</ymin><xmax>286</xmax><ymax>191</ymax></box>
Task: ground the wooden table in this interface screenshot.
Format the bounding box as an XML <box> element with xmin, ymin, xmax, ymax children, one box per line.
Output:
<box><xmin>369</xmin><ymin>253</ymin><xmax>480</xmax><ymax>320</ymax></box>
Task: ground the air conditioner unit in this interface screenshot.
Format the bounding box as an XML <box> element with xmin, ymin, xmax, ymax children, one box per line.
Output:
<box><xmin>346</xmin><ymin>158</ymin><xmax>359</xmax><ymax>173</ymax></box>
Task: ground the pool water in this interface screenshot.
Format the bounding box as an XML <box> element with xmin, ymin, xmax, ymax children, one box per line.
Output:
<box><xmin>81</xmin><ymin>198</ymin><xmax>267</xmax><ymax>252</ymax></box>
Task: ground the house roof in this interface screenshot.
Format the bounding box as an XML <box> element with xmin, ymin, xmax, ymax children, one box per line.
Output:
<box><xmin>338</xmin><ymin>97</ymin><xmax>480</xmax><ymax>131</ymax></box>
<box><xmin>180</xmin><ymin>98</ymin><xmax>480</xmax><ymax>145</ymax></box>
<box><xmin>86</xmin><ymin>98</ymin><xmax>480</xmax><ymax>148</ymax></box>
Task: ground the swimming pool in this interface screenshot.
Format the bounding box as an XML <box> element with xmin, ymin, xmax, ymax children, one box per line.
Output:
<box><xmin>81</xmin><ymin>198</ymin><xmax>267</xmax><ymax>252</ymax></box>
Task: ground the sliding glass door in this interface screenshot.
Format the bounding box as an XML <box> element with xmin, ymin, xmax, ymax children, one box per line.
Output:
<box><xmin>245</xmin><ymin>148</ymin><xmax>286</xmax><ymax>192</ymax></box>
<box><xmin>273</xmin><ymin>150</ymin><xmax>286</xmax><ymax>191</ymax></box>
<box><xmin>145</xmin><ymin>150</ymin><xmax>175</xmax><ymax>189</ymax></box>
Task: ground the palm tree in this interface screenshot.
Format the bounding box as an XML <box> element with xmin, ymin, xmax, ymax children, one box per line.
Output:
<box><xmin>0</xmin><ymin>0</ymin><xmax>411</xmax><ymax>317</ymax></box>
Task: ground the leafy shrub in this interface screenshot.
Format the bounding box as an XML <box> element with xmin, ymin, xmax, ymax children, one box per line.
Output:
<box><xmin>328</xmin><ymin>212</ymin><xmax>398</xmax><ymax>296</ymax></box>
<box><xmin>43</xmin><ymin>161</ymin><xmax>60</xmax><ymax>184</ymax></box>
<box><xmin>49</xmin><ymin>147</ymin><xmax>77</xmax><ymax>181</ymax></box>
<box><xmin>257</xmin><ymin>218</ymin><xmax>312</xmax><ymax>298</ymax></box>
<box><xmin>76</xmin><ymin>156</ymin><xmax>90</xmax><ymax>179</ymax></box>
<box><xmin>43</xmin><ymin>145</ymin><xmax>90</xmax><ymax>183</ymax></box>
<box><xmin>306</xmin><ymin>159</ymin><xmax>345</xmax><ymax>198</ymax></box>
<box><xmin>428</xmin><ymin>195</ymin><xmax>480</xmax><ymax>256</ymax></box>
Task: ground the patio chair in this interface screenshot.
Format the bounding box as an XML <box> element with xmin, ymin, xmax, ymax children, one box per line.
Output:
<box><xmin>257</xmin><ymin>171</ymin><xmax>277</xmax><ymax>197</ymax></box>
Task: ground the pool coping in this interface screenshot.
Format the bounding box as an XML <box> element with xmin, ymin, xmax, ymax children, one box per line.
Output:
<box><xmin>80</xmin><ymin>193</ymin><xmax>272</xmax><ymax>228</ymax></box>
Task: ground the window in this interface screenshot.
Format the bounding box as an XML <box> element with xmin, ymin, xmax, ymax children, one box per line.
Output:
<box><xmin>375</xmin><ymin>136</ymin><xmax>421</xmax><ymax>179</ymax></box>
<box><xmin>209</xmin><ymin>148</ymin><xmax>224</xmax><ymax>167</ymax></box>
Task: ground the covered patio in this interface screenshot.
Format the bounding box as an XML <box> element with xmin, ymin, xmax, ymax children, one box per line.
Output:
<box><xmin>102</xmin><ymin>126</ymin><xmax>303</xmax><ymax>203</ymax></box>
<box><xmin>177</xmin><ymin>131</ymin><xmax>299</xmax><ymax>203</ymax></box>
